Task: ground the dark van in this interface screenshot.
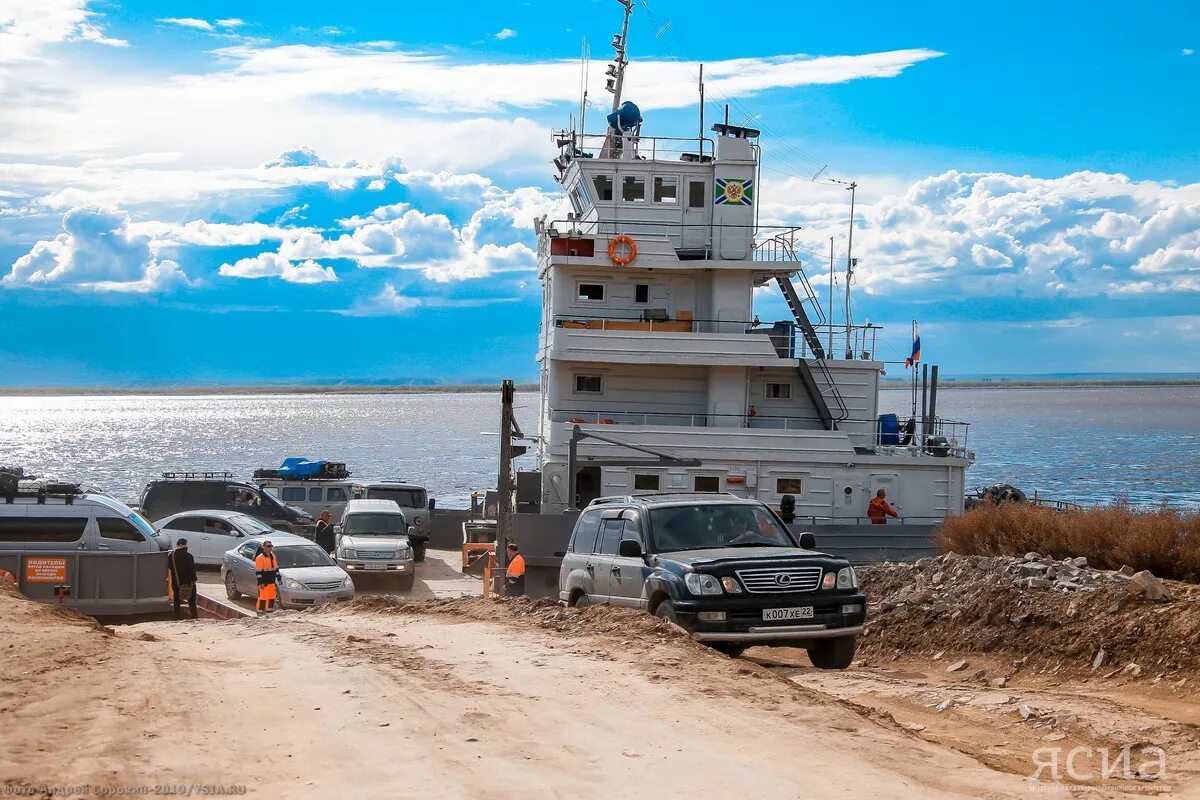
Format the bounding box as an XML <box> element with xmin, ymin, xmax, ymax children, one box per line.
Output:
<box><xmin>138</xmin><ymin>472</ymin><xmax>316</xmax><ymax>537</ymax></box>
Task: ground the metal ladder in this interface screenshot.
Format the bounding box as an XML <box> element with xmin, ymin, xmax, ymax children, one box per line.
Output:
<box><xmin>761</xmin><ymin>233</ymin><xmax>849</xmax><ymax>430</ymax></box>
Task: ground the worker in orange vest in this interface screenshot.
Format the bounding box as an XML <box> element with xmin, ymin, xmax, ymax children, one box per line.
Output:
<box><xmin>254</xmin><ymin>540</ymin><xmax>281</xmax><ymax>615</ymax></box>
<box><xmin>504</xmin><ymin>542</ymin><xmax>526</xmax><ymax>597</ymax></box>
<box><xmin>867</xmin><ymin>489</ymin><xmax>899</xmax><ymax>525</ymax></box>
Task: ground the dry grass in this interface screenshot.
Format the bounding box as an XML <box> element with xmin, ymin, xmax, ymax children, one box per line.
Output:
<box><xmin>936</xmin><ymin>503</ymin><xmax>1200</xmax><ymax>582</ymax></box>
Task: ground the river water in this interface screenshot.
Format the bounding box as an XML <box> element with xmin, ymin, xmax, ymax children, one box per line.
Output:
<box><xmin>1</xmin><ymin>386</ymin><xmax>1196</xmax><ymax>508</ymax></box>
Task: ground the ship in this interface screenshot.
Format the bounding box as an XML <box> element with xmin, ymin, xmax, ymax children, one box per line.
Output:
<box><xmin>506</xmin><ymin>1</ymin><xmax>973</xmax><ymax>561</ymax></box>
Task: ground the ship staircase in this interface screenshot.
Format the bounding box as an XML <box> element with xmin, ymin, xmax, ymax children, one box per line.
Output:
<box><xmin>761</xmin><ymin>232</ymin><xmax>849</xmax><ymax>431</ymax></box>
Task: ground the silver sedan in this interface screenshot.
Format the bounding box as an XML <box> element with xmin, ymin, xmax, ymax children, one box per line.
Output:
<box><xmin>222</xmin><ymin>534</ymin><xmax>354</xmax><ymax>609</ymax></box>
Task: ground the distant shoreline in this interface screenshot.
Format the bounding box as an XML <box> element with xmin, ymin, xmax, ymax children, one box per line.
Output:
<box><xmin>0</xmin><ymin>379</ymin><xmax>1198</xmax><ymax>396</ymax></box>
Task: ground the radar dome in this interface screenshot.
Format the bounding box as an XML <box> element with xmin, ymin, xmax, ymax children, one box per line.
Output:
<box><xmin>606</xmin><ymin>101</ymin><xmax>643</xmax><ymax>132</ymax></box>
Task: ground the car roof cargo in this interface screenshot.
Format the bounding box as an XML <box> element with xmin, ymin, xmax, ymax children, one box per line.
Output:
<box><xmin>255</xmin><ymin>458</ymin><xmax>350</xmax><ymax>481</ymax></box>
<box><xmin>2</xmin><ymin>466</ymin><xmax>85</xmax><ymax>503</ymax></box>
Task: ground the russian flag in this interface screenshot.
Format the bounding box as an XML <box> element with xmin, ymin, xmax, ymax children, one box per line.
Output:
<box><xmin>905</xmin><ymin>323</ymin><xmax>921</xmax><ymax>367</ymax></box>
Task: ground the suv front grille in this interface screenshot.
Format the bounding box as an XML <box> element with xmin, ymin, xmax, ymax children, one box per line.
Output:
<box><xmin>734</xmin><ymin>566</ymin><xmax>823</xmax><ymax>594</ymax></box>
<box><xmin>304</xmin><ymin>581</ymin><xmax>344</xmax><ymax>590</ymax></box>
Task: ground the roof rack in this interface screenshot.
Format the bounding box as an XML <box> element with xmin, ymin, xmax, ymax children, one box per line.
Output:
<box><xmin>3</xmin><ymin>481</ymin><xmax>85</xmax><ymax>504</ymax></box>
<box><xmin>161</xmin><ymin>471</ymin><xmax>236</xmax><ymax>481</ymax></box>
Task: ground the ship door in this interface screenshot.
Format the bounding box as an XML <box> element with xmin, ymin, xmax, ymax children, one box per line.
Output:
<box><xmin>574</xmin><ymin>466</ymin><xmax>602</xmax><ymax>509</ymax></box>
<box><xmin>682</xmin><ymin>178</ymin><xmax>709</xmax><ymax>253</ymax></box>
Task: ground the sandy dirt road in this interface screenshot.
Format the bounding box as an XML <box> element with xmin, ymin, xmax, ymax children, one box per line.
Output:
<box><xmin>4</xmin><ymin>586</ymin><xmax>1193</xmax><ymax>800</ymax></box>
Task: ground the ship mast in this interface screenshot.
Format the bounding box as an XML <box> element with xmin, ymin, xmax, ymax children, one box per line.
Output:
<box><xmin>600</xmin><ymin>0</ymin><xmax>635</xmax><ymax>158</ymax></box>
<box><xmin>608</xmin><ymin>0</ymin><xmax>634</xmax><ymax>113</ymax></box>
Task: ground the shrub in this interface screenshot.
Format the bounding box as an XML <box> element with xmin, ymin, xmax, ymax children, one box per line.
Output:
<box><xmin>936</xmin><ymin>503</ymin><xmax>1200</xmax><ymax>582</ymax></box>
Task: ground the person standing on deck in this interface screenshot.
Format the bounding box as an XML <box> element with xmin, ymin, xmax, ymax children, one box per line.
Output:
<box><xmin>167</xmin><ymin>538</ymin><xmax>198</xmax><ymax>620</ymax></box>
<box><xmin>504</xmin><ymin>542</ymin><xmax>526</xmax><ymax>597</ymax></box>
<box><xmin>867</xmin><ymin>489</ymin><xmax>899</xmax><ymax>525</ymax></box>
<box><xmin>254</xmin><ymin>540</ymin><xmax>281</xmax><ymax>615</ymax></box>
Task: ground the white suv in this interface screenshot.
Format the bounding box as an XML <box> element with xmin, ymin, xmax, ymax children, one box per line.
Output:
<box><xmin>334</xmin><ymin>499</ymin><xmax>415</xmax><ymax>591</ymax></box>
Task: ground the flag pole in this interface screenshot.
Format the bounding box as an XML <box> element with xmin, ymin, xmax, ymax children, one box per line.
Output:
<box><xmin>910</xmin><ymin>319</ymin><xmax>918</xmax><ymax>419</ymax></box>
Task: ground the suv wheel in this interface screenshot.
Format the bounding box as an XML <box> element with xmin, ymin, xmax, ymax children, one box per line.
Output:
<box><xmin>807</xmin><ymin>636</ymin><xmax>857</xmax><ymax>670</ymax></box>
<box><xmin>714</xmin><ymin>644</ymin><xmax>746</xmax><ymax>658</ymax></box>
<box><xmin>412</xmin><ymin>542</ymin><xmax>426</xmax><ymax>563</ymax></box>
<box><xmin>224</xmin><ymin>572</ymin><xmax>241</xmax><ymax>601</ymax></box>
<box><xmin>653</xmin><ymin>599</ymin><xmax>678</xmax><ymax>624</ymax></box>
<box><xmin>570</xmin><ymin>591</ymin><xmax>590</xmax><ymax>608</ymax></box>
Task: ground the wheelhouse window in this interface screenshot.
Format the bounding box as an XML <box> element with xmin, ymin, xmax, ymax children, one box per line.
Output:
<box><xmin>592</xmin><ymin>175</ymin><xmax>614</xmax><ymax>202</ymax></box>
<box><xmin>764</xmin><ymin>382</ymin><xmax>792</xmax><ymax>400</ymax></box>
<box><xmin>653</xmin><ymin>176</ymin><xmax>678</xmax><ymax>204</ymax></box>
<box><xmin>571</xmin><ymin>181</ymin><xmax>593</xmax><ymax>214</ymax></box>
<box><xmin>694</xmin><ymin>475</ymin><xmax>720</xmax><ymax>493</ymax></box>
<box><xmin>633</xmin><ymin>474</ymin><xmax>660</xmax><ymax>491</ymax></box>
<box><xmin>776</xmin><ymin>477</ymin><xmax>804</xmax><ymax>495</ymax></box>
<box><xmin>574</xmin><ymin>375</ymin><xmax>603</xmax><ymax>394</ymax></box>
<box><xmin>635</xmin><ymin>284</ymin><xmax>649</xmax><ymax>303</ymax></box>
<box><xmin>688</xmin><ymin>181</ymin><xmax>707</xmax><ymax>208</ymax></box>
<box><xmin>622</xmin><ymin>175</ymin><xmax>646</xmax><ymax>203</ymax></box>
<box><xmin>577</xmin><ymin>282</ymin><xmax>605</xmax><ymax>302</ymax></box>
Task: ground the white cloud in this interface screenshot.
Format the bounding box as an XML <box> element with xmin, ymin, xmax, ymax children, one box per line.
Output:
<box><xmin>0</xmin><ymin>37</ymin><xmax>939</xmax><ymax>168</ymax></box>
<box><xmin>1184</xmin><ymin>49</ymin><xmax>1195</xmax><ymax>56</ymax></box>
<box><xmin>760</xmin><ymin>170</ymin><xmax>1200</xmax><ymax>298</ymax></box>
<box><xmin>3</xmin><ymin>207</ymin><xmax>188</xmax><ymax>292</ymax></box>
<box><xmin>216</xmin><ymin>19</ymin><xmax>245</xmax><ymax>29</ymax></box>
<box><xmin>343</xmin><ymin>282</ymin><xmax>422</xmax><ymax>316</ymax></box>
<box><xmin>493</xmin><ymin>28</ymin><xmax>517</xmax><ymax>40</ymax></box>
<box><xmin>158</xmin><ymin>17</ymin><xmax>214</xmax><ymax>31</ymax></box>
<box><xmin>0</xmin><ymin>0</ymin><xmax>126</xmax><ymax>62</ymax></box>
<box><xmin>218</xmin><ymin>252</ymin><xmax>337</xmax><ymax>284</ymax></box>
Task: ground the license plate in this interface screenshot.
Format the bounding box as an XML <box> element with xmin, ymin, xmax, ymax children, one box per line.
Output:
<box><xmin>363</xmin><ymin>563</ymin><xmax>387</xmax><ymax>571</ymax></box>
<box><xmin>763</xmin><ymin>606</ymin><xmax>814</xmax><ymax>621</ymax></box>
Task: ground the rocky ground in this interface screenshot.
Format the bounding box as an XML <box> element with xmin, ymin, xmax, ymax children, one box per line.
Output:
<box><xmin>858</xmin><ymin>551</ymin><xmax>1200</xmax><ymax>678</ymax></box>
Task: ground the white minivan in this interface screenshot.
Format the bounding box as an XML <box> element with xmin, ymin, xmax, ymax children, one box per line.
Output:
<box><xmin>0</xmin><ymin>488</ymin><xmax>162</xmax><ymax>553</ymax></box>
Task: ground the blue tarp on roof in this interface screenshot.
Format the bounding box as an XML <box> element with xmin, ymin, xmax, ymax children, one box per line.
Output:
<box><xmin>277</xmin><ymin>457</ymin><xmax>325</xmax><ymax>478</ymax></box>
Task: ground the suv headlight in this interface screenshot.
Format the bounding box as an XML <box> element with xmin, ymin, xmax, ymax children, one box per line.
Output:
<box><xmin>398</xmin><ymin>545</ymin><xmax>412</xmax><ymax>558</ymax></box>
<box><xmin>340</xmin><ymin>548</ymin><xmax>358</xmax><ymax>559</ymax></box>
<box><xmin>341</xmin><ymin>576</ymin><xmax>353</xmax><ymax>588</ymax></box>
<box><xmin>684</xmin><ymin>573</ymin><xmax>723</xmax><ymax>595</ymax></box>
<box><xmin>836</xmin><ymin>566</ymin><xmax>858</xmax><ymax>589</ymax></box>
<box><xmin>283</xmin><ymin>577</ymin><xmax>303</xmax><ymax>590</ymax></box>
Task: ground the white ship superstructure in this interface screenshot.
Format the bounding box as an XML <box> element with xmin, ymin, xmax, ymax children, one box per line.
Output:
<box><xmin>532</xmin><ymin>5</ymin><xmax>971</xmax><ymax>526</ymax></box>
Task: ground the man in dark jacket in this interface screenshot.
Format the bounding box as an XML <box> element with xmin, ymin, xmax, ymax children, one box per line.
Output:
<box><xmin>314</xmin><ymin>510</ymin><xmax>335</xmax><ymax>554</ymax></box>
<box><xmin>167</xmin><ymin>538</ymin><xmax>198</xmax><ymax>620</ymax></box>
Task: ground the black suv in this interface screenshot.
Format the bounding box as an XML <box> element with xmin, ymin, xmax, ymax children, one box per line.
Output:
<box><xmin>138</xmin><ymin>472</ymin><xmax>316</xmax><ymax>537</ymax></box>
<box><xmin>557</xmin><ymin>493</ymin><xmax>866</xmax><ymax>668</ymax></box>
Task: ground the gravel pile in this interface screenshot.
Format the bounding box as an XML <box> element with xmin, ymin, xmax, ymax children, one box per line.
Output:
<box><xmin>858</xmin><ymin>552</ymin><xmax>1200</xmax><ymax>677</ymax></box>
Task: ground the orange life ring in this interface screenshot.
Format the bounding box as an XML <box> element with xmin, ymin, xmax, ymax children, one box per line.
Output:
<box><xmin>608</xmin><ymin>234</ymin><xmax>637</xmax><ymax>266</ymax></box>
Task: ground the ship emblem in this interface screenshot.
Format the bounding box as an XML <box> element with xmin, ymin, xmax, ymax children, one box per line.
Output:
<box><xmin>715</xmin><ymin>178</ymin><xmax>754</xmax><ymax>206</ymax></box>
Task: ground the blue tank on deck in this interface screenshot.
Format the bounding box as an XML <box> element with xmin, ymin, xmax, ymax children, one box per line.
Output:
<box><xmin>607</xmin><ymin>101</ymin><xmax>642</xmax><ymax>132</ymax></box>
<box><xmin>877</xmin><ymin>413</ymin><xmax>900</xmax><ymax>446</ymax></box>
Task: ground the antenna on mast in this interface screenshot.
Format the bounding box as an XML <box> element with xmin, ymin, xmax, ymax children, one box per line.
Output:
<box><xmin>579</xmin><ymin>37</ymin><xmax>590</xmax><ymax>140</ymax></box>
<box><xmin>606</xmin><ymin>0</ymin><xmax>634</xmax><ymax>113</ymax></box>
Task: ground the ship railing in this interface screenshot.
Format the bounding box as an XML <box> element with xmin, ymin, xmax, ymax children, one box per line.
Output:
<box><xmin>542</xmin><ymin>219</ymin><xmax>826</xmax><ymax>257</ymax></box>
<box><xmin>788</xmin><ymin>515</ymin><xmax>949</xmax><ymax>526</ymax></box>
<box><xmin>553</xmin><ymin>313</ymin><xmax>881</xmax><ymax>360</ymax></box>
<box><xmin>553</xmin><ymin>409</ymin><xmax>969</xmax><ymax>453</ymax></box>
<box><xmin>560</xmin><ymin>132</ymin><xmax>717</xmax><ymax>163</ymax></box>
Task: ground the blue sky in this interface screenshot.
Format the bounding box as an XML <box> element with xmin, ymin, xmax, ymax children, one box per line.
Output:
<box><xmin>0</xmin><ymin>0</ymin><xmax>1197</xmax><ymax>385</ymax></box>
